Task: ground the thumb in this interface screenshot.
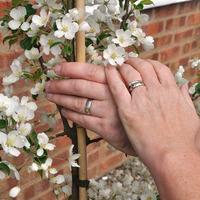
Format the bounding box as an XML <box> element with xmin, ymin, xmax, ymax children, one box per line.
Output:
<box><xmin>105</xmin><ymin>66</ymin><xmax>131</xmax><ymax>107</ymax></box>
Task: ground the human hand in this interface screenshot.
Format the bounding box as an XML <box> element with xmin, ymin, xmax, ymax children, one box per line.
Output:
<box><xmin>105</xmin><ymin>58</ymin><xmax>200</xmax><ymax>169</ymax></box>
<box><xmin>45</xmin><ymin>62</ymin><xmax>135</xmax><ymax>155</ymax></box>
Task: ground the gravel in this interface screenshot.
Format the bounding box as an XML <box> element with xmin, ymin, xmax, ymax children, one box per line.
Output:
<box><xmin>88</xmin><ymin>157</ymin><xmax>158</xmax><ymax>200</ymax></box>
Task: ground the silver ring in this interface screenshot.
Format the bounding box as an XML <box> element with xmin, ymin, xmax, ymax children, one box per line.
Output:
<box><xmin>84</xmin><ymin>99</ymin><xmax>93</xmax><ymax>115</ymax></box>
<box><xmin>128</xmin><ymin>80</ymin><xmax>145</xmax><ymax>93</ymax></box>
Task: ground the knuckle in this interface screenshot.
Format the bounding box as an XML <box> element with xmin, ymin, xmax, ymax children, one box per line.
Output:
<box><xmin>88</xmin><ymin>66</ymin><xmax>99</xmax><ymax>79</ymax></box>
<box><xmin>74</xmin><ymin>99</ymin><xmax>84</xmax><ymax>112</ymax></box>
<box><xmin>59</xmin><ymin>63</ymin><xmax>67</xmax><ymax>75</ymax></box>
<box><xmin>139</xmin><ymin>60</ymin><xmax>151</xmax><ymax>68</ymax></box>
<box><xmin>49</xmin><ymin>80</ymin><xmax>58</xmax><ymax>91</ymax></box>
<box><xmin>71</xmin><ymin>80</ymin><xmax>81</xmax><ymax>93</ymax></box>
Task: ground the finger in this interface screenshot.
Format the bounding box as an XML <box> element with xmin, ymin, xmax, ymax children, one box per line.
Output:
<box><xmin>46</xmin><ymin>94</ymin><xmax>105</xmax><ymax>117</ymax></box>
<box><xmin>105</xmin><ymin>66</ymin><xmax>131</xmax><ymax>106</ymax></box>
<box><xmin>45</xmin><ymin>79</ymin><xmax>109</xmax><ymax>100</ymax></box>
<box><xmin>119</xmin><ymin>64</ymin><xmax>146</xmax><ymax>95</ymax></box>
<box><xmin>180</xmin><ymin>83</ymin><xmax>195</xmax><ymax>110</ymax></box>
<box><xmin>54</xmin><ymin>62</ymin><xmax>106</xmax><ymax>83</ymax></box>
<box><xmin>125</xmin><ymin>58</ymin><xmax>160</xmax><ymax>87</ymax></box>
<box><xmin>148</xmin><ymin>59</ymin><xmax>177</xmax><ymax>86</ymax></box>
<box><xmin>61</xmin><ymin>109</ymin><xmax>104</xmax><ymax>134</ymax></box>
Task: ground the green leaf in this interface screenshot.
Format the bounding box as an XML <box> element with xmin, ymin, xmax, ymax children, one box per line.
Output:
<box><xmin>32</xmin><ymin>94</ymin><xmax>38</xmax><ymax>100</ymax></box>
<box><xmin>23</xmin><ymin>71</ymin><xmax>33</xmax><ymax>80</ymax></box>
<box><xmin>85</xmin><ymin>38</ymin><xmax>93</xmax><ymax>47</ymax></box>
<box><xmin>29</xmin><ymin>130</ymin><xmax>38</xmax><ymax>146</ymax></box>
<box><xmin>25</xmin><ymin>4</ymin><xmax>36</xmax><ymax>16</ymax></box>
<box><xmin>12</xmin><ymin>0</ymin><xmax>21</xmax><ymax>7</ymax></box>
<box><xmin>97</xmin><ymin>31</ymin><xmax>111</xmax><ymax>45</ymax></box>
<box><xmin>9</xmin><ymin>38</ymin><xmax>18</xmax><ymax>47</ymax></box>
<box><xmin>140</xmin><ymin>0</ymin><xmax>154</xmax><ymax>5</ymax></box>
<box><xmin>0</xmin><ymin>162</ymin><xmax>10</xmax><ymax>176</ymax></box>
<box><xmin>0</xmin><ymin>119</ymin><xmax>8</xmax><ymax>129</ymax></box>
<box><xmin>3</xmin><ymin>35</ymin><xmax>17</xmax><ymax>44</ymax></box>
<box><xmin>34</xmin><ymin>155</ymin><xmax>47</xmax><ymax>164</ymax></box>
<box><xmin>195</xmin><ymin>82</ymin><xmax>200</xmax><ymax>94</ymax></box>
<box><xmin>50</xmin><ymin>41</ymin><xmax>63</xmax><ymax>48</ymax></box>
<box><xmin>63</xmin><ymin>44</ymin><xmax>72</xmax><ymax>56</ymax></box>
<box><xmin>134</xmin><ymin>3</ymin><xmax>144</xmax><ymax>10</ymax></box>
<box><xmin>23</xmin><ymin>146</ymin><xmax>31</xmax><ymax>153</ymax></box>
<box><xmin>20</xmin><ymin>37</ymin><xmax>37</xmax><ymax>50</ymax></box>
<box><xmin>32</xmin><ymin>69</ymin><xmax>43</xmax><ymax>81</ymax></box>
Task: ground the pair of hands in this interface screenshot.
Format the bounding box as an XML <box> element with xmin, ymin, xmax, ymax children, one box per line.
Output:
<box><xmin>45</xmin><ymin>58</ymin><xmax>200</xmax><ymax>170</ymax></box>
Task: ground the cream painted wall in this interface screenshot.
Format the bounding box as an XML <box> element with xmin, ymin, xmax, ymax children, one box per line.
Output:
<box><xmin>144</xmin><ymin>0</ymin><xmax>191</xmax><ymax>9</ymax></box>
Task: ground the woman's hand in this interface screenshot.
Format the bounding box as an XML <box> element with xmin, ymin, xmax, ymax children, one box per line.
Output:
<box><xmin>105</xmin><ymin>58</ymin><xmax>200</xmax><ymax>168</ymax></box>
<box><xmin>45</xmin><ymin>62</ymin><xmax>135</xmax><ymax>155</ymax></box>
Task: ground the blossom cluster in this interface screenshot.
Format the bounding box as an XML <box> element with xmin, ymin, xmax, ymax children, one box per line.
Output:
<box><xmin>0</xmin><ymin>92</ymin><xmax>80</xmax><ymax>198</ymax></box>
<box><xmin>0</xmin><ymin>0</ymin><xmax>154</xmax><ymax>198</ymax></box>
<box><xmin>175</xmin><ymin>58</ymin><xmax>200</xmax><ymax>115</ymax></box>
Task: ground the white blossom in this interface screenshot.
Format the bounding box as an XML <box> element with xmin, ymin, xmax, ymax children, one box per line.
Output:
<box><xmin>175</xmin><ymin>66</ymin><xmax>188</xmax><ymax>85</ymax></box>
<box><xmin>189</xmin><ymin>83</ymin><xmax>198</xmax><ymax>95</ymax></box>
<box><xmin>33</xmin><ymin>0</ymin><xmax>62</xmax><ymax>10</ymax></box>
<box><xmin>39</xmin><ymin>34</ymin><xmax>62</xmax><ymax>56</ymax></box>
<box><xmin>27</xmin><ymin>22</ymin><xmax>40</xmax><ymax>37</ymax></box>
<box><xmin>17</xmin><ymin>123</ymin><xmax>32</xmax><ymax>136</ymax></box>
<box><xmin>8</xmin><ymin>6</ymin><xmax>28</xmax><ymax>31</ymax></box>
<box><xmin>142</xmin><ymin>36</ymin><xmax>154</xmax><ymax>51</ymax></box>
<box><xmin>41</xmin><ymin>113</ymin><xmax>56</xmax><ymax>128</ymax></box>
<box><xmin>37</xmin><ymin>132</ymin><xmax>55</xmax><ymax>156</ymax></box>
<box><xmin>31</xmin><ymin>78</ymin><xmax>46</xmax><ymax>96</ymax></box>
<box><xmin>112</xmin><ymin>29</ymin><xmax>135</xmax><ymax>48</ymax></box>
<box><xmin>79</xmin><ymin>21</ymin><xmax>91</xmax><ymax>32</ymax></box>
<box><xmin>191</xmin><ymin>58</ymin><xmax>200</xmax><ymax>69</ymax></box>
<box><xmin>68</xmin><ymin>145</ymin><xmax>80</xmax><ymax>171</ymax></box>
<box><xmin>32</xmin><ymin>8</ymin><xmax>50</xmax><ymax>27</ymax></box>
<box><xmin>12</xmin><ymin>96</ymin><xmax>37</xmax><ymax>123</ymax></box>
<box><xmin>3</xmin><ymin>59</ymin><xmax>23</xmax><ymax>86</ymax></box>
<box><xmin>103</xmin><ymin>44</ymin><xmax>126</xmax><ymax>66</ymax></box>
<box><xmin>9</xmin><ymin>186</ymin><xmax>21</xmax><ymax>198</ymax></box>
<box><xmin>0</xmin><ymin>131</ymin><xmax>29</xmax><ymax>157</ymax></box>
<box><xmin>134</xmin><ymin>10</ymin><xmax>149</xmax><ymax>25</ymax></box>
<box><xmin>51</xmin><ymin>174</ymin><xmax>65</xmax><ymax>184</ymax></box>
<box><xmin>68</xmin><ymin>8</ymin><xmax>80</xmax><ymax>21</ymax></box>
<box><xmin>25</xmin><ymin>47</ymin><xmax>42</xmax><ymax>60</ymax></box>
<box><xmin>54</xmin><ymin>16</ymin><xmax>79</xmax><ymax>40</ymax></box>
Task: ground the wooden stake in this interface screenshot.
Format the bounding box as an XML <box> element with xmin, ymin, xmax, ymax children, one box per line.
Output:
<box><xmin>76</xmin><ymin>0</ymin><xmax>88</xmax><ymax>199</ymax></box>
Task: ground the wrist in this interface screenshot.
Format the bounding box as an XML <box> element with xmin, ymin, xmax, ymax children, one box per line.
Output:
<box><xmin>150</xmin><ymin>148</ymin><xmax>200</xmax><ymax>200</ymax></box>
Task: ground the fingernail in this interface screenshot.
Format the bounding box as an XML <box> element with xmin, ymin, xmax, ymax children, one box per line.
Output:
<box><xmin>45</xmin><ymin>82</ymin><xmax>50</xmax><ymax>92</ymax></box>
<box><xmin>54</xmin><ymin>65</ymin><xmax>61</xmax><ymax>75</ymax></box>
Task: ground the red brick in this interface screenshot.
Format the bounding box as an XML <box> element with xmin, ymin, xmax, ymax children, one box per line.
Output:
<box><xmin>143</xmin><ymin>21</ymin><xmax>164</xmax><ymax>35</ymax></box>
<box><xmin>178</xmin><ymin>1</ymin><xmax>199</xmax><ymax>14</ymax></box>
<box><xmin>160</xmin><ymin>46</ymin><xmax>180</xmax><ymax>62</ymax></box>
<box><xmin>155</xmin><ymin>35</ymin><xmax>173</xmax><ymax>47</ymax></box>
<box><xmin>187</xmin><ymin>13</ymin><xmax>200</xmax><ymax>26</ymax></box>
<box><xmin>179</xmin><ymin>57</ymin><xmax>190</xmax><ymax>66</ymax></box>
<box><xmin>154</xmin><ymin>4</ymin><xmax>177</xmax><ymax>18</ymax></box>
<box><xmin>0</xmin><ymin>2</ymin><xmax>11</xmax><ymax>17</ymax></box>
<box><xmin>166</xmin><ymin>16</ymin><xmax>186</xmax><ymax>30</ymax></box>
<box><xmin>175</xmin><ymin>29</ymin><xmax>193</xmax><ymax>42</ymax></box>
<box><xmin>182</xmin><ymin>43</ymin><xmax>191</xmax><ymax>54</ymax></box>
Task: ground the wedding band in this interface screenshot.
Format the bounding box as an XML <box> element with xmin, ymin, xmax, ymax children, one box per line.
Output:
<box><xmin>84</xmin><ymin>99</ymin><xmax>93</xmax><ymax>115</ymax></box>
<box><xmin>128</xmin><ymin>80</ymin><xmax>145</xmax><ymax>93</ymax></box>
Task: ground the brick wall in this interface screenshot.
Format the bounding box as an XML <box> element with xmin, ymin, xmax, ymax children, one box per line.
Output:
<box><xmin>0</xmin><ymin>0</ymin><xmax>200</xmax><ymax>199</ymax></box>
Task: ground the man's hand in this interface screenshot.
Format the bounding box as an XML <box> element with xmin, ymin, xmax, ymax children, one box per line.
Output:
<box><xmin>45</xmin><ymin>62</ymin><xmax>135</xmax><ymax>155</ymax></box>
